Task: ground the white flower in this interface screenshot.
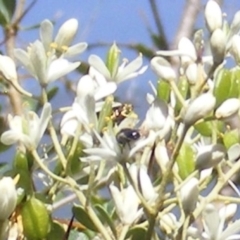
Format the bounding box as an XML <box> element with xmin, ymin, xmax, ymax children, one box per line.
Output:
<box><xmin>14</xmin><ymin>41</ymin><xmax>80</xmax><ymax>86</ymax></box>
<box><xmin>215</xmin><ymin>98</ymin><xmax>240</xmax><ymax>129</ymax></box>
<box><xmin>231</xmin><ymin>35</ymin><xmax>240</xmax><ymax>64</ymax></box>
<box><xmin>40</xmin><ymin>18</ymin><xmax>87</xmax><ymax>57</ymax></box>
<box><xmin>143</xmin><ymin>98</ymin><xmax>168</xmax><ymax>130</ymax></box>
<box><xmin>183</xmin><ymin>92</ymin><xmax>216</xmax><ymax>126</ymax></box>
<box><xmin>0</xmin><ymin>55</ymin><xmax>17</xmax><ymax>83</ymax></box>
<box><xmin>186</xmin><ymin>63</ymin><xmax>198</xmax><ymax>85</ymax></box>
<box><xmin>88</xmin><ymin>54</ymin><xmax>147</xmax><ymax>83</ymax></box>
<box><xmin>160</xmin><ymin>213</ymin><xmax>180</xmax><ymax>236</ymax></box>
<box><xmin>60</xmin><ymin>109</ymin><xmax>79</xmax><ymax>144</ymax></box>
<box><xmin>178</xmin><ymin>37</ymin><xmax>197</xmax><ymax>65</ymax></box>
<box><xmin>0</xmin><ymin>177</ymin><xmax>17</xmax><ymax>220</ymax></box>
<box><xmin>227</xmin><ymin>11</ymin><xmax>240</xmax><ymax>48</ymax></box>
<box><xmin>151</xmin><ymin>57</ymin><xmax>176</xmax><ymax>81</ymax></box>
<box><xmin>205</xmin><ymin>0</ymin><xmax>222</xmax><ymax>33</ymax></box>
<box><xmin>129</xmin><ymin>163</ymin><xmax>157</xmax><ymax>203</ymax></box>
<box><xmin>156</xmin><ymin>37</ymin><xmax>197</xmax><ymax>67</ymax></box>
<box><xmin>109</xmin><ymin>184</ymin><xmax>142</xmax><ymax>225</ymax></box>
<box><xmin>195</xmin><ymin>143</ymin><xmax>226</xmax><ymax>171</ymax></box>
<box><xmin>202</xmin><ymin>204</ymin><xmax>240</xmax><ymax>240</ymax></box>
<box><xmin>54</xmin><ymin>19</ymin><xmax>78</xmax><ymax>47</ymax></box>
<box><xmin>0</xmin><ymin>55</ymin><xmax>32</xmax><ymax>97</ymax></box>
<box><xmin>81</xmin><ymin>128</ymin><xmax>150</xmax><ymax>162</ymax></box>
<box><xmin>180</xmin><ymin>177</ymin><xmax>199</xmax><ymax>214</ymax></box>
<box><xmin>210</xmin><ymin>28</ymin><xmax>226</xmax><ymax>64</ymax></box>
<box><xmin>77</xmin><ymin>68</ymin><xmax>117</xmax><ymax>101</ymax></box>
<box><xmin>154</xmin><ymin>141</ymin><xmax>171</xmax><ymax>172</ymax></box>
<box><xmin>1</xmin><ymin>103</ymin><xmax>51</xmax><ymax>150</ymax></box>
<box><xmin>215</xmin><ymin>98</ymin><xmax>240</xmax><ymax>119</ymax></box>
<box><xmin>61</xmin><ymin>89</ymin><xmax>98</xmax><ymax>148</ymax></box>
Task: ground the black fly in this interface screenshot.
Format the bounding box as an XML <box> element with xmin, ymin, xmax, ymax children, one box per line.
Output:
<box><xmin>116</xmin><ymin>128</ymin><xmax>140</xmax><ymax>145</ymax></box>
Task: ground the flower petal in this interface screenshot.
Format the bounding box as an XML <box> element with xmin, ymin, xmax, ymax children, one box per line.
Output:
<box><xmin>65</xmin><ymin>42</ymin><xmax>88</xmax><ymax>57</ymax></box>
<box><xmin>88</xmin><ymin>55</ymin><xmax>111</xmax><ymax>80</ymax></box>
<box><xmin>47</xmin><ymin>59</ymin><xmax>80</xmax><ymax>82</ymax></box>
<box><xmin>54</xmin><ymin>18</ymin><xmax>78</xmax><ymax>46</ymax></box>
<box><xmin>40</xmin><ymin>19</ymin><xmax>53</xmax><ymax>52</ymax></box>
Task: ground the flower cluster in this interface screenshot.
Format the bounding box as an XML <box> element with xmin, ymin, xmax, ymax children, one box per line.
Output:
<box><xmin>0</xmin><ymin>1</ymin><xmax>240</xmax><ymax>239</ymax></box>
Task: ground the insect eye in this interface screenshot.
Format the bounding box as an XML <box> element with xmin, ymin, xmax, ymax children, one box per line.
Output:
<box><xmin>116</xmin><ymin>128</ymin><xmax>140</xmax><ymax>145</ymax></box>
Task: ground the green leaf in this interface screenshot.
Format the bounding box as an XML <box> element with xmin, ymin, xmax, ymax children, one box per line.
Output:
<box><xmin>68</xmin><ymin>231</ymin><xmax>89</xmax><ymax>240</ymax></box>
<box><xmin>195</xmin><ymin>121</ymin><xmax>223</xmax><ymax>137</ymax></box>
<box><xmin>214</xmin><ymin>69</ymin><xmax>231</xmax><ymax>107</ymax></box>
<box><xmin>156</xmin><ymin>80</ymin><xmax>170</xmax><ymax>102</ymax></box>
<box><xmin>95</xmin><ymin>204</ymin><xmax>117</xmax><ymax>237</ymax></box>
<box><xmin>126</xmin><ymin>226</ymin><xmax>147</xmax><ymax>240</ymax></box>
<box><xmin>176</xmin><ymin>143</ymin><xmax>195</xmax><ymax>180</ymax></box>
<box><xmin>72</xmin><ymin>205</ymin><xmax>98</xmax><ymax>232</ymax></box>
<box><xmin>223</xmin><ymin>129</ymin><xmax>240</xmax><ymax>149</ymax></box>
<box><xmin>133</xmin><ymin>43</ymin><xmax>155</xmax><ymax>59</ymax></box>
<box><xmin>194</xmin><ymin>121</ymin><xmax>213</xmax><ymax>136</ymax></box>
<box><xmin>0</xmin><ymin>0</ymin><xmax>16</xmax><ymax>26</ymax></box>
<box><xmin>66</xmin><ymin>141</ymin><xmax>84</xmax><ymax>176</ymax></box>
<box><xmin>21</xmin><ymin>197</ymin><xmax>51</xmax><ymax>240</ymax></box>
<box><xmin>46</xmin><ymin>221</ymin><xmax>65</xmax><ymax>240</ymax></box>
<box><xmin>47</xmin><ymin>86</ymin><xmax>59</xmax><ymax>101</ymax></box>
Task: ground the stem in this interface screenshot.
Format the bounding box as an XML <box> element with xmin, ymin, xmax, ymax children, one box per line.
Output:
<box><xmin>118</xmin><ymin>225</ymin><xmax>130</xmax><ymax>240</ymax></box>
<box><xmin>181</xmin><ymin>215</ymin><xmax>190</xmax><ymax>240</ymax></box>
<box><xmin>41</xmin><ymin>89</ymin><xmax>67</xmax><ymax>169</ymax></box>
<box><xmin>145</xmin><ymin>124</ymin><xmax>189</xmax><ymax>239</ymax></box>
<box><xmin>193</xmin><ymin>154</ymin><xmax>240</xmax><ymax>219</ymax></box>
<box><xmin>149</xmin><ymin>0</ymin><xmax>168</xmax><ymax>50</ymax></box>
<box><xmin>52</xmin><ymin>193</ymin><xmax>77</xmax><ymax>210</ymax></box>
<box><xmin>31</xmin><ymin>150</ymin><xmax>68</xmax><ymax>184</ymax></box>
<box><xmin>169</xmin><ymin>79</ymin><xmax>186</xmax><ymax>107</ymax></box>
<box><xmin>67</xmin><ymin>178</ymin><xmax>113</xmax><ymax>240</ymax></box>
<box><xmin>121</xmin><ymin>162</ymin><xmax>152</xmax><ymax>214</ymax></box>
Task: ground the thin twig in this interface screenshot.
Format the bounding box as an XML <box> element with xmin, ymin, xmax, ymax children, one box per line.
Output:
<box><xmin>149</xmin><ymin>0</ymin><xmax>168</xmax><ymax>50</ymax></box>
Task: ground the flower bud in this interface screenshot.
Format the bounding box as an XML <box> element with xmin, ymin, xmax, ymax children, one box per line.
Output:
<box><xmin>54</xmin><ymin>18</ymin><xmax>78</xmax><ymax>47</ymax></box>
<box><xmin>215</xmin><ymin>98</ymin><xmax>240</xmax><ymax>119</ymax></box>
<box><xmin>228</xmin><ymin>143</ymin><xmax>240</xmax><ymax>162</ymax></box>
<box><xmin>230</xmin><ymin>35</ymin><xmax>240</xmax><ymax>65</ymax></box>
<box><xmin>151</xmin><ymin>57</ymin><xmax>176</xmax><ymax>81</ymax></box>
<box><xmin>195</xmin><ymin>144</ymin><xmax>226</xmax><ymax>170</ymax></box>
<box><xmin>205</xmin><ymin>0</ymin><xmax>222</xmax><ymax>33</ymax></box>
<box><xmin>106</xmin><ymin>43</ymin><xmax>120</xmax><ymax>77</ymax></box>
<box><xmin>210</xmin><ymin>29</ymin><xmax>226</xmax><ymax>64</ymax></box>
<box><xmin>180</xmin><ymin>177</ymin><xmax>199</xmax><ymax>215</ymax></box>
<box><xmin>178</xmin><ymin>37</ymin><xmax>197</xmax><ymax>66</ymax></box>
<box><xmin>186</xmin><ymin>63</ymin><xmax>198</xmax><ymax>85</ymax></box>
<box><xmin>229</xmin><ymin>11</ymin><xmax>240</xmax><ymax>39</ymax></box>
<box><xmin>129</xmin><ymin>164</ymin><xmax>157</xmax><ymax>203</ymax></box>
<box><xmin>0</xmin><ymin>55</ymin><xmax>17</xmax><ymax>83</ymax></box>
<box><xmin>183</xmin><ymin>92</ymin><xmax>216</xmax><ymax>126</ymax></box>
<box><xmin>0</xmin><ymin>177</ymin><xmax>17</xmax><ymax>220</ymax></box>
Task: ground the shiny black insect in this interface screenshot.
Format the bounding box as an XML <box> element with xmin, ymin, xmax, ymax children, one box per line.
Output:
<box><xmin>116</xmin><ymin>128</ymin><xmax>141</xmax><ymax>145</ymax></box>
